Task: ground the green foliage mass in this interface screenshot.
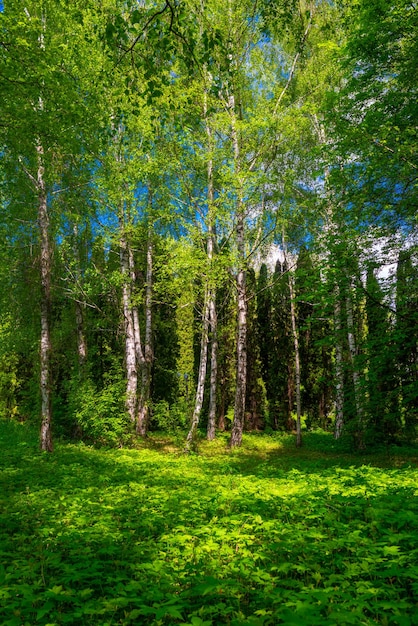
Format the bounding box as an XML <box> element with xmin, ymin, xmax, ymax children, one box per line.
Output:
<box><xmin>1</xmin><ymin>421</ymin><xmax>417</xmax><ymax>625</ymax></box>
<box><xmin>0</xmin><ymin>0</ymin><xmax>416</xmax><ymax>449</ymax></box>
<box><xmin>69</xmin><ymin>377</ymin><xmax>129</xmax><ymax>447</ymax></box>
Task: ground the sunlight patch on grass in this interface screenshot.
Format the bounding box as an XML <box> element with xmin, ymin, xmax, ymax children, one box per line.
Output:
<box><xmin>1</xmin><ymin>422</ymin><xmax>418</xmax><ymax>625</ymax></box>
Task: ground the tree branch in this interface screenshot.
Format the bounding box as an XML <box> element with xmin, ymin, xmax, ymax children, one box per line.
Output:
<box><xmin>273</xmin><ymin>9</ymin><xmax>313</xmax><ymax>116</ymax></box>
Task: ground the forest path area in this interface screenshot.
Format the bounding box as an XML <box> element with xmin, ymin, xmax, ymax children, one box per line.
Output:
<box><xmin>1</xmin><ymin>422</ymin><xmax>418</xmax><ymax>625</ymax></box>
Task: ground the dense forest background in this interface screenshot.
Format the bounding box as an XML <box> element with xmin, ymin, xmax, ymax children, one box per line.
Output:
<box><xmin>0</xmin><ymin>0</ymin><xmax>416</xmax><ymax>451</ymax></box>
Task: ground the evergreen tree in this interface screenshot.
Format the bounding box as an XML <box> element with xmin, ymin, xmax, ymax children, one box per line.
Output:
<box><xmin>245</xmin><ymin>269</ymin><xmax>266</xmax><ymax>430</ymax></box>
<box><xmin>296</xmin><ymin>246</ymin><xmax>333</xmax><ymax>429</ymax></box>
<box><xmin>395</xmin><ymin>249</ymin><xmax>418</xmax><ymax>436</ymax></box>
<box><xmin>270</xmin><ymin>259</ymin><xmax>294</xmax><ymax>430</ymax></box>
<box><xmin>365</xmin><ymin>266</ymin><xmax>400</xmax><ymax>442</ymax></box>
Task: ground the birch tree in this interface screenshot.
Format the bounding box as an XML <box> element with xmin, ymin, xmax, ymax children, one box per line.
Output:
<box><xmin>0</xmin><ymin>0</ymin><xmax>106</xmax><ymax>449</ymax></box>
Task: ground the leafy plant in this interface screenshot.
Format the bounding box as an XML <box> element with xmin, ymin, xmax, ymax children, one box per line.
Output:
<box><xmin>0</xmin><ymin>351</ymin><xmax>20</xmax><ymax>419</ymax></box>
<box><xmin>71</xmin><ymin>377</ymin><xmax>129</xmax><ymax>446</ymax></box>
<box><xmin>1</xmin><ymin>424</ymin><xmax>417</xmax><ymax>624</ymax></box>
<box><xmin>151</xmin><ymin>400</ymin><xmax>190</xmax><ymax>433</ymax></box>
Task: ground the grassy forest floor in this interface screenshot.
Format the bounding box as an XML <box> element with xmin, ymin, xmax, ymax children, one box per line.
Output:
<box><xmin>1</xmin><ymin>421</ymin><xmax>418</xmax><ymax>626</ymax></box>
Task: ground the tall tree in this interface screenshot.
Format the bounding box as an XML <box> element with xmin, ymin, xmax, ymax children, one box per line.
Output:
<box><xmin>0</xmin><ymin>0</ymin><xmax>106</xmax><ymax>449</ymax></box>
<box><xmin>245</xmin><ymin>269</ymin><xmax>266</xmax><ymax>431</ymax></box>
<box><xmin>395</xmin><ymin>249</ymin><xmax>418</xmax><ymax>435</ymax></box>
<box><xmin>365</xmin><ymin>265</ymin><xmax>400</xmax><ymax>441</ymax></box>
<box><xmin>332</xmin><ymin>0</ymin><xmax>418</xmax><ymax>234</ymax></box>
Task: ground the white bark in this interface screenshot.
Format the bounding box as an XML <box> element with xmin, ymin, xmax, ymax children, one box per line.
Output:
<box><xmin>229</xmin><ymin>93</ymin><xmax>247</xmax><ymax>448</ymax></box>
<box><xmin>72</xmin><ymin>224</ymin><xmax>87</xmax><ymax>371</ymax></box>
<box><xmin>37</xmin><ymin>143</ymin><xmax>53</xmax><ymax>452</ymax></box>
<box><xmin>205</xmin><ymin>93</ymin><xmax>218</xmax><ymax>440</ymax></box>
<box><xmin>36</xmin><ymin>12</ymin><xmax>53</xmax><ymax>451</ymax></box>
<box><xmin>333</xmin><ymin>285</ymin><xmax>344</xmax><ymax>439</ymax></box>
<box><xmin>288</xmin><ymin>268</ymin><xmax>302</xmax><ymax>447</ymax></box>
<box><xmin>186</xmin><ymin>294</ymin><xmax>210</xmax><ymax>449</ymax></box>
<box><xmin>128</xmin><ymin>244</ymin><xmax>145</xmax><ymax>367</ymax></box>
<box><xmin>120</xmin><ymin>229</ymin><xmax>138</xmax><ymax>424</ymax></box>
<box><xmin>231</xmin><ymin>263</ymin><xmax>247</xmax><ymax>447</ymax></box>
<box><xmin>137</xmin><ymin>231</ymin><xmax>153</xmax><ymax>436</ymax></box>
<box><xmin>75</xmin><ymin>300</ymin><xmax>87</xmax><ymax>368</ymax></box>
<box><xmin>346</xmin><ymin>276</ymin><xmax>365</xmax><ymax>446</ymax></box>
<box><xmin>207</xmin><ymin>288</ymin><xmax>218</xmax><ymax>440</ymax></box>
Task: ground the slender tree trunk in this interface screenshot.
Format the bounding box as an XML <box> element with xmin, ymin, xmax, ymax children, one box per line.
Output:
<box><xmin>72</xmin><ymin>224</ymin><xmax>87</xmax><ymax>372</ymax></box>
<box><xmin>186</xmin><ymin>294</ymin><xmax>210</xmax><ymax>450</ymax></box>
<box><xmin>129</xmin><ymin>248</ymin><xmax>145</xmax><ymax>377</ymax></box>
<box><xmin>120</xmin><ymin>228</ymin><xmax>137</xmax><ymax>424</ymax></box>
<box><xmin>204</xmin><ymin>92</ymin><xmax>218</xmax><ymax>440</ymax></box>
<box><xmin>36</xmin><ymin>13</ymin><xmax>53</xmax><ymax>452</ymax></box>
<box><xmin>75</xmin><ymin>301</ymin><xmax>87</xmax><ymax>370</ymax></box>
<box><xmin>207</xmin><ymin>288</ymin><xmax>218</xmax><ymax>440</ymax></box>
<box><xmin>137</xmin><ymin>231</ymin><xmax>153</xmax><ymax>436</ymax></box>
<box><xmin>230</xmin><ymin>247</ymin><xmax>247</xmax><ymax>447</ymax></box>
<box><xmin>113</xmin><ymin>122</ymin><xmax>138</xmax><ymax>427</ymax></box>
<box><xmin>345</xmin><ymin>276</ymin><xmax>364</xmax><ymax>447</ymax></box>
<box><xmin>334</xmin><ymin>285</ymin><xmax>344</xmax><ymax>439</ymax></box>
<box><xmin>288</xmin><ymin>259</ymin><xmax>302</xmax><ymax>447</ymax></box>
<box><xmin>37</xmin><ymin>143</ymin><xmax>53</xmax><ymax>452</ymax></box>
<box><xmin>230</xmin><ymin>93</ymin><xmax>247</xmax><ymax>448</ymax></box>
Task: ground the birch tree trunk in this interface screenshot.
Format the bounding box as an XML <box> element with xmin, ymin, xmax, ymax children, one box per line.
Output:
<box><xmin>120</xmin><ymin>227</ymin><xmax>138</xmax><ymax>424</ymax></box>
<box><xmin>185</xmin><ymin>294</ymin><xmax>210</xmax><ymax>450</ymax></box>
<box><xmin>288</xmin><ymin>268</ymin><xmax>302</xmax><ymax>447</ymax></box>
<box><xmin>37</xmin><ymin>143</ymin><xmax>53</xmax><ymax>452</ymax></box>
<box><xmin>333</xmin><ymin>285</ymin><xmax>344</xmax><ymax>439</ymax></box>
<box><xmin>207</xmin><ymin>288</ymin><xmax>218</xmax><ymax>440</ymax></box>
<box><xmin>345</xmin><ymin>276</ymin><xmax>365</xmax><ymax>448</ymax></box>
<box><xmin>128</xmin><ymin>243</ymin><xmax>145</xmax><ymax>375</ymax></box>
<box><xmin>35</xmin><ymin>12</ymin><xmax>53</xmax><ymax>451</ymax></box>
<box><xmin>136</xmin><ymin>231</ymin><xmax>153</xmax><ymax>436</ymax></box>
<box><xmin>73</xmin><ymin>224</ymin><xmax>87</xmax><ymax>372</ymax></box>
<box><xmin>205</xmin><ymin>90</ymin><xmax>218</xmax><ymax>441</ymax></box>
<box><xmin>75</xmin><ymin>300</ymin><xmax>87</xmax><ymax>370</ymax></box>
<box><xmin>231</xmin><ymin>260</ymin><xmax>247</xmax><ymax>448</ymax></box>
<box><xmin>229</xmin><ymin>92</ymin><xmax>247</xmax><ymax>448</ymax></box>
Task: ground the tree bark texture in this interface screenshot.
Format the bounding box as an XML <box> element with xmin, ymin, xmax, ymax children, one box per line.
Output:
<box><xmin>230</xmin><ymin>261</ymin><xmax>247</xmax><ymax>447</ymax></box>
<box><xmin>207</xmin><ymin>289</ymin><xmax>218</xmax><ymax>440</ymax></box>
<box><xmin>186</xmin><ymin>294</ymin><xmax>210</xmax><ymax>450</ymax></box>
<box><xmin>75</xmin><ymin>300</ymin><xmax>87</xmax><ymax>370</ymax></box>
<box><xmin>37</xmin><ymin>143</ymin><xmax>53</xmax><ymax>452</ymax></box>
<box><xmin>120</xmin><ymin>229</ymin><xmax>138</xmax><ymax>424</ymax></box>
<box><xmin>204</xmin><ymin>86</ymin><xmax>218</xmax><ymax>441</ymax></box>
<box><xmin>333</xmin><ymin>285</ymin><xmax>344</xmax><ymax>439</ymax></box>
<box><xmin>129</xmin><ymin>242</ymin><xmax>145</xmax><ymax>371</ymax></box>
<box><xmin>229</xmin><ymin>93</ymin><xmax>247</xmax><ymax>448</ymax></box>
<box><xmin>72</xmin><ymin>224</ymin><xmax>87</xmax><ymax>372</ymax></box>
<box><xmin>345</xmin><ymin>276</ymin><xmax>365</xmax><ymax>448</ymax></box>
<box><xmin>136</xmin><ymin>232</ymin><xmax>153</xmax><ymax>436</ymax></box>
<box><xmin>288</xmin><ymin>269</ymin><xmax>302</xmax><ymax>448</ymax></box>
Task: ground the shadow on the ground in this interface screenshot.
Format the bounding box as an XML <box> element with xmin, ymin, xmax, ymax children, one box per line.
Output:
<box><xmin>1</xmin><ymin>421</ymin><xmax>418</xmax><ymax>625</ymax></box>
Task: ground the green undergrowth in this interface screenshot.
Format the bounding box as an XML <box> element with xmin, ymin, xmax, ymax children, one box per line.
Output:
<box><xmin>1</xmin><ymin>422</ymin><xmax>418</xmax><ymax>625</ymax></box>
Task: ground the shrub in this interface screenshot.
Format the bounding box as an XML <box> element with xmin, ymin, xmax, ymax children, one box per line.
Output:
<box><xmin>0</xmin><ymin>352</ymin><xmax>20</xmax><ymax>419</ymax></box>
<box><xmin>151</xmin><ymin>399</ymin><xmax>190</xmax><ymax>432</ymax></box>
<box><xmin>71</xmin><ymin>376</ymin><xmax>130</xmax><ymax>446</ymax></box>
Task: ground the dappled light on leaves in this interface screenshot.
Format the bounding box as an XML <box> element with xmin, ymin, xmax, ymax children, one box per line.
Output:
<box><xmin>1</xmin><ymin>422</ymin><xmax>418</xmax><ymax>625</ymax></box>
